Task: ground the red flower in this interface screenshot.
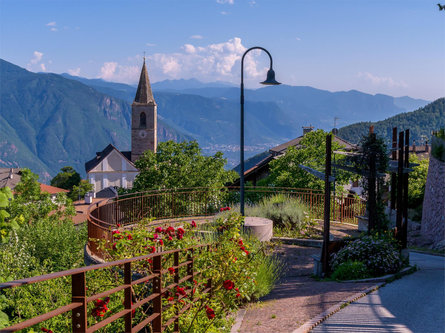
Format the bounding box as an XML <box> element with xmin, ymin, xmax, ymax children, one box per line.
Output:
<box><xmin>158</xmin><ymin>239</ymin><xmax>164</xmax><ymax>246</ymax></box>
<box><xmin>92</xmin><ymin>297</ymin><xmax>110</xmax><ymax>317</ymax></box>
<box><xmin>166</xmin><ymin>226</ymin><xmax>175</xmax><ymax>235</ymax></box>
<box><xmin>220</xmin><ymin>207</ymin><xmax>224</xmax><ymax>212</ymax></box>
<box><xmin>244</xmin><ymin>250</ymin><xmax>250</xmax><ymax>256</ymax></box>
<box><xmin>191</xmin><ymin>220</ymin><xmax>197</xmax><ymax>228</ymax></box>
<box><xmin>127</xmin><ymin>234</ymin><xmax>133</xmax><ymax>240</ymax></box>
<box><xmin>112</xmin><ymin>229</ymin><xmax>120</xmax><ymax>235</ymax></box>
<box><xmin>240</xmin><ymin>246</ymin><xmax>245</xmax><ymax>251</ymax></box>
<box><xmin>155</xmin><ymin>227</ymin><xmax>163</xmax><ymax>233</ymax></box>
<box><xmin>236</xmin><ymin>293</ymin><xmax>241</xmax><ymax>298</ymax></box>
<box><xmin>177</xmin><ymin>227</ymin><xmax>185</xmax><ymax>234</ymax></box>
<box><xmin>205</xmin><ymin>306</ymin><xmax>215</xmax><ymax>319</ymax></box>
<box><xmin>167</xmin><ymin>297</ymin><xmax>174</xmax><ymax>302</ymax></box>
<box><xmin>227</xmin><ymin>207</ymin><xmax>231</xmax><ymax>210</ymax></box>
<box><xmin>117</xmin><ymin>223</ymin><xmax>121</xmax><ymax>227</ymax></box>
<box><xmin>41</xmin><ymin>328</ymin><xmax>53</xmax><ymax>333</ymax></box>
<box><xmin>147</xmin><ymin>258</ymin><xmax>153</xmax><ymax>264</ymax></box>
<box><xmin>238</xmin><ymin>239</ymin><xmax>243</xmax><ymax>246</ymax></box>
<box><xmin>235</xmin><ymin>288</ymin><xmax>239</xmax><ymax>292</ymax></box>
<box><xmin>168</xmin><ymin>267</ymin><xmax>175</xmax><ymax>275</ymax></box>
<box><xmin>153</xmin><ymin>233</ymin><xmax>159</xmax><ymax>239</ymax></box>
<box><xmin>112</xmin><ymin>242</ymin><xmax>117</xmax><ymax>250</ymax></box>
<box><xmin>168</xmin><ymin>236</ymin><xmax>173</xmax><ymax>241</ymax></box>
<box><xmin>177</xmin><ymin>233</ymin><xmax>183</xmax><ymax>240</ymax></box>
<box><xmin>176</xmin><ymin>286</ymin><xmax>187</xmax><ymax>296</ymax></box>
<box><xmin>149</xmin><ymin>246</ymin><xmax>156</xmax><ymax>253</ymax></box>
<box><xmin>223</xmin><ymin>280</ymin><xmax>235</xmax><ymax>290</ymax></box>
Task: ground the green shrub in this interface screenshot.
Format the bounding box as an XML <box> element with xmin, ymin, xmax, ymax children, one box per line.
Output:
<box><xmin>330</xmin><ymin>235</ymin><xmax>401</xmax><ymax>277</ymax></box>
<box><xmin>330</xmin><ymin>260</ymin><xmax>370</xmax><ymax>280</ymax></box>
<box><xmin>221</xmin><ymin>194</ymin><xmax>311</xmax><ymax>232</ymax></box>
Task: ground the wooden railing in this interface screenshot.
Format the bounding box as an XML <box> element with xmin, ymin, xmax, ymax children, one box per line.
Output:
<box><xmin>0</xmin><ymin>245</ymin><xmax>210</xmax><ymax>332</ymax></box>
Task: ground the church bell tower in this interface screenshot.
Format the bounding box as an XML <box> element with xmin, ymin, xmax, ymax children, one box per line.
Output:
<box><xmin>131</xmin><ymin>59</ymin><xmax>157</xmax><ymax>162</ymax></box>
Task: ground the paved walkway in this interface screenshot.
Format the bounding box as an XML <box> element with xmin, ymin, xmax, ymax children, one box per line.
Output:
<box><xmin>311</xmin><ymin>252</ymin><xmax>445</xmax><ymax>333</ymax></box>
<box><xmin>237</xmin><ymin>245</ymin><xmax>377</xmax><ymax>333</ymax></box>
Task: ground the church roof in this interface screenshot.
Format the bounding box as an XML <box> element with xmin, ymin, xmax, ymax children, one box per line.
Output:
<box><xmin>134</xmin><ymin>60</ymin><xmax>155</xmax><ymax>104</ymax></box>
<box><xmin>85</xmin><ymin>144</ymin><xmax>133</xmax><ymax>173</ymax></box>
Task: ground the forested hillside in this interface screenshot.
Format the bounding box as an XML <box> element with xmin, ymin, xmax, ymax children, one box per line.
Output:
<box><xmin>338</xmin><ymin>98</ymin><xmax>445</xmax><ymax>144</ymax></box>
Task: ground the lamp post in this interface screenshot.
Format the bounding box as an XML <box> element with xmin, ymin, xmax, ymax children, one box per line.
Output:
<box><xmin>240</xmin><ymin>47</ymin><xmax>281</xmax><ymax>216</ymax></box>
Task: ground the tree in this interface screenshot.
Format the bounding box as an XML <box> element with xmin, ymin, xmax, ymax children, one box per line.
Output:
<box><xmin>408</xmin><ymin>155</ymin><xmax>428</xmax><ymax>209</ymax></box>
<box><xmin>70</xmin><ymin>179</ymin><xmax>94</xmax><ymax>201</ymax></box>
<box><xmin>50</xmin><ymin>166</ymin><xmax>81</xmax><ymax>191</ymax></box>
<box><xmin>261</xmin><ymin>130</ymin><xmax>352</xmax><ymax>190</ymax></box>
<box><xmin>133</xmin><ymin>141</ymin><xmax>237</xmax><ymax>191</ymax></box>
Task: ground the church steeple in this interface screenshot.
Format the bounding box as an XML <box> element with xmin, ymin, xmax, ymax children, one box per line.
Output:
<box><xmin>134</xmin><ymin>59</ymin><xmax>155</xmax><ymax>104</ymax></box>
<box><xmin>131</xmin><ymin>59</ymin><xmax>157</xmax><ymax>161</ymax></box>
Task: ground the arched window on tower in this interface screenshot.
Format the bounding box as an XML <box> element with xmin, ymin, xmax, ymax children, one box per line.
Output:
<box><xmin>140</xmin><ymin>112</ymin><xmax>147</xmax><ymax>128</ymax></box>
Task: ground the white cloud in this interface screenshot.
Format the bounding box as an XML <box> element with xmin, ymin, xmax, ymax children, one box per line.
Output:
<box><xmin>249</xmin><ymin>0</ymin><xmax>256</xmax><ymax>6</ymax></box>
<box><xmin>220</xmin><ymin>11</ymin><xmax>229</xmax><ymax>15</ymax></box>
<box><xmin>99</xmin><ymin>61</ymin><xmax>140</xmax><ymax>83</ymax></box>
<box><xmin>183</xmin><ymin>44</ymin><xmax>196</xmax><ymax>54</ymax></box>
<box><xmin>146</xmin><ymin>43</ymin><xmax>156</xmax><ymax>47</ymax></box>
<box><xmin>295</xmin><ymin>37</ymin><xmax>301</xmax><ymax>41</ymax></box>
<box><xmin>27</xmin><ymin>51</ymin><xmax>48</xmax><ymax>72</ymax></box>
<box><xmin>30</xmin><ymin>51</ymin><xmax>43</xmax><ymax>64</ymax></box>
<box><xmin>358</xmin><ymin>72</ymin><xmax>408</xmax><ymax>88</ymax></box>
<box><xmin>190</xmin><ymin>35</ymin><xmax>203</xmax><ymax>40</ymax></box>
<box><xmin>68</xmin><ymin>67</ymin><xmax>81</xmax><ymax>76</ymax></box>
<box><xmin>216</xmin><ymin>0</ymin><xmax>234</xmax><ymax>4</ymax></box>
<box><xmin>147</xmin><ymin>37</ymin><xmax>266</xmax><ymax>83</ymax></box>
<box><xmin>46</xmin><ymin>21</ymin><xmax>58</xmax><ymax>32</ymax></box>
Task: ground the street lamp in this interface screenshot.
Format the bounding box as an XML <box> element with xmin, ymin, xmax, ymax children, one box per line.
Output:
<box><xmin>240</xmin><ymin>47</ymin><xmax>281</xmax><ymax>216</ymax></box>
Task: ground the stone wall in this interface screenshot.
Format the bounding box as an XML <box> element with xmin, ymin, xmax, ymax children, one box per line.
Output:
<box><xmin>421</xmin><ymin>155</ymin><xmax>445</xmax><ymax>244</ymax></box>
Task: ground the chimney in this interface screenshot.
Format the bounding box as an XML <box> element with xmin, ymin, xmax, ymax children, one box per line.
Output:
<box><xmin>302</xmin><ymin>125</ymin><xmax>314</xmax><ymax>136</ymax></box>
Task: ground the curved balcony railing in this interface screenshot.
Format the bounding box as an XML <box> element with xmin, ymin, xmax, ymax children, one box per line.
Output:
<box><xmin>87</xmin><ymin>186</ymin><xmax>365</xmax><ymax>257</ymax></box>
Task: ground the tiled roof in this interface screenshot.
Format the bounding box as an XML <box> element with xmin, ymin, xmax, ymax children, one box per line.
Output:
<box><xmin>85</xmin><ymin>144</ymin><xmax>134</xmax><ymax>173</ymax></box>
<box><xmin>40</xmin><ymin>183</ymin><xmax>69</xmax><ymax>194</ymax></box>
<box><xmin>0</xmin><ymin>168</ymin><xmax>22</xmax><ymax>189</ymax></box>
<box><xmin>269</xmin><ymin>134</ymin><xmax>357</xmax><ymax>155</ymax></box>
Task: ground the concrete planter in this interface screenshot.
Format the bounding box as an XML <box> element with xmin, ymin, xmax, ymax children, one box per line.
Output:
<box><xmin>357</xmin><ymin>215</ymin><xmax>369</xmax><ymax>232</ymax></box>
<box><xmin>243</xmin><ymin>217</ymin><xmax>273</xmax><ymax>242</ymax></box>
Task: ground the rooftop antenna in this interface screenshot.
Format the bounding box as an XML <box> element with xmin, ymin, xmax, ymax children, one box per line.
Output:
<box><xmin>143</xmin><ymin>51</ymin><xmax>146</xmax><ymax>62</ymax></box>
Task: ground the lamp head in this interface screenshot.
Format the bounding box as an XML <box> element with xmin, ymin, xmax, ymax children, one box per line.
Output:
<box><xmin>260</xmin><ymin>69</ymin><xmax>281</xmax><ymax>85</ymax></box>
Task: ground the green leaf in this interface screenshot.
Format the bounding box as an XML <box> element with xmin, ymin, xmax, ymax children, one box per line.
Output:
<box><xmin>0</xmin><ymin>310</ymin><xmax>9</xmax><ymax>329</ymax></box>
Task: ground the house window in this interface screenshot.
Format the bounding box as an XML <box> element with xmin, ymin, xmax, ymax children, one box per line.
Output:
<box><xmin>140</xmin><ymin>112</ymin><xmax>147</xmax><ymax>128</ymax></box>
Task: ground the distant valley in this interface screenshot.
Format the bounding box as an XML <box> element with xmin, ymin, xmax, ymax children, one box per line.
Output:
<box><xmin>0</xmin><ymin>59</ymin><xmax>434</xmax><ymax>182</ymax></box>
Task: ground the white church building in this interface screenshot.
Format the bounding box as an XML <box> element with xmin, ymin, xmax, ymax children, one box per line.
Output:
<box><xmin>85</xmin><ymin>60</ymin><xmax>157</xmax><ymax>193</ymax></box>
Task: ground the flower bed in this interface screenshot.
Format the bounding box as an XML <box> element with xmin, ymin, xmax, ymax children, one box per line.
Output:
<box><xmin>93</xmin><ymin>212</ymin><xmax>283</xmax><ymax>332</ymax></box>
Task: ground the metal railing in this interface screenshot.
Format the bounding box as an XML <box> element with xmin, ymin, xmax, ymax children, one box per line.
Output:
<box><xmin>87</xmin><ymin>186</ymin><xmax>365</xmax><ymax>257</ymax></box>
<box><xmin>0</xmin><ymin>244</ymin><xmax>210</xmax><ymax>332</ymax></box>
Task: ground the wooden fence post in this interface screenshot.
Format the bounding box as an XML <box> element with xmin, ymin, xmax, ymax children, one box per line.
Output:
<box><xmin>72</xmin><ymin>272</ymin><xmax>87</xmax><ymax>333</ymax></box>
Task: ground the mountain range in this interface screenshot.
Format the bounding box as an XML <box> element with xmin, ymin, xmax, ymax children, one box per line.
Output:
<box><xmin>0</xmin><ymin>59</ymin><xmax>435</xmax><ymax>182</ymax></box>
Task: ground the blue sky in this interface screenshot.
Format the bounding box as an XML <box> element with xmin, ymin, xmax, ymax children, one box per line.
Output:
<box><xmin>1</xmin><ymin>0</ymin><xmax>444</xmax><ymax>100</ymax></box>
